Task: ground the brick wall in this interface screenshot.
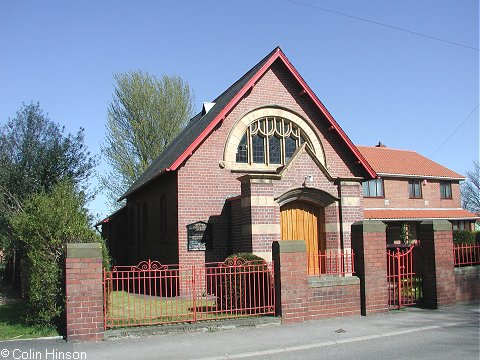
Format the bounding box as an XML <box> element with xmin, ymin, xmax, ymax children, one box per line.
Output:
<box><xmin>351</xmin><ymin>221</ymin><xmax>389</xmax><ymax>315</ymax></box>
<box><xmin>419</xmin><ymin>220</ymin><xmax>456</xmax><ymax>308</ymax></box>
<box><xmin>454</xmin><ymin>266</ymin><xmax>480</xmax><ymax>303</ymax></box>
<box><xmin>102</xmin><ymin>206</ymin><xmax>128</xmax><ymax>265</ymax></box>
<box><xmin>127</xmin><ymin>172</ymin><xmax>178</xmax><ymax>265</ymax></box>
<box><xmin>273</xmin><ymin>240</ymin><xmax>360</xmax><ymax>323</ymax></box>
<box><xmin>247</xmin><ymin>178</ymin><xmax>279</xmax><ymax>260</ymax></box>
<box><xmin>364</xmin><ymin>178</ymin><xmax>461</xmax><ymax>209</ymax></box>
<box><xmin>65</xmin><ymin>243</ymin><xmax>104</xmax><ymax>342</ymax></box>
<box><xmin>338</xmin><ymin>181</ymin><xmax>363</xmax><ymax>249</ymax></box>
<box><xmin>229</xmin><ymin>197</ymin><xmax>251</xmax><ymax>254</ymax></box>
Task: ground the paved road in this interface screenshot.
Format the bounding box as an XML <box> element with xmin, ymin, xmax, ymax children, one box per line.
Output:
<box><xmin>235</xmin><ymin>324</ymin><xmax>479</xmax><ymax>360</ymax></box>
<box><xmin>0</xmin><ymin>303</ymin><xmax>478</xmax><ymax>360</ymax></box>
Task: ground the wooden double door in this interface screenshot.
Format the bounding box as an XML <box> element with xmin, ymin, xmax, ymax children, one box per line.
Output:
<box><xmin>280</xmin><ymin>200</ymin><xmax>326</xmax><ymax>274</ymax></box>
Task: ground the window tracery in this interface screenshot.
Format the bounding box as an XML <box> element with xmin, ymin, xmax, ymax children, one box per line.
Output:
<box><xmin>236</xmin><ymin>117</ymin><xmax>312</xmax><ymax>165</ymax></box>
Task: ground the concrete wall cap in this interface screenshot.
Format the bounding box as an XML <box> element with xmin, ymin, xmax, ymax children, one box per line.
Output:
<box><xmin>351</xmin><ymin>220</ymin><xmax>386</xmax><ymax>233</ymax></box>
<box><xmin>67</xmin><ymin>242</ymin><xmax>102</xmax><ymax>258</ymax></box>
<box><xmin>274</xmin><ymin>240</ymin><xmax>306</xmax><ymax>253</ymax></box>
<box><xmin>420</xmin><ymin>220</ymin><xmax>452</xmax><ymax>232</ymax></box>
<box><xmin>67</xmin><ymin>243</ymin><xmax>102</xmax><ymax>249</ymax></box>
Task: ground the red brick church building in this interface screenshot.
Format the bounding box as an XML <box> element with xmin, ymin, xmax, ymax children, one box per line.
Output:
<box><xmin>99</xmin><ymin>47</ymin><xmax>476</xmax><ymax>270</ymax></box>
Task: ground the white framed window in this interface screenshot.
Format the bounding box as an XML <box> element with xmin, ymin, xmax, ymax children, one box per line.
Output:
<box><xmin>408</xmin><ymin>179</ymin><xmax>422</xmax><ymax>199</ymax></box>
<box><xmin>440</xmin><ymin>181</ymin><xmax>452</xmax><ymax>199</ymax></box>
<box><xmin>362</xmin><ymin>179</ymin><xmax>384</xmax><ymax>197</ymax></box>
<box><xmin>235</xmin><ymin>117</ymin><xmax>311</xmax><ymax>166</ymax></box>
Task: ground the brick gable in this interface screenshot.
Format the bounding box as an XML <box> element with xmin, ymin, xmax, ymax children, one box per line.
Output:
<box><xmin>176</xmin><ymin>59</ymin><xmax>365</xmax><ymax>264</ymax></box>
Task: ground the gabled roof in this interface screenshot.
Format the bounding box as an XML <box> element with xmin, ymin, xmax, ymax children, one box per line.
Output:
<box><xmin>364</xmin><ymin>209</ymin><xmax>478</xmax><ymax>221</ymax></box>
<box><xmin>94</xmin><ymin>205</ymin><xmax>127</xmax><ymax>227</ymax></box>
<box><xmin>121</xmin><ymin>47</ymin><xmax>376</xmax><ymax>200</ymax></box>
<box><xmin>356</xmin><ymin>146</ymin><xmax>464</xmax><ymax>180</ymax></box>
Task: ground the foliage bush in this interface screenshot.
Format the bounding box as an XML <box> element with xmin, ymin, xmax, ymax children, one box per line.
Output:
<box><xmin>453</xmin><ymin>230</ymin><xmax>476</xmax><ymax>245</ymax></box>
<box><xmin>218</xmin><ymin>253</ymin><xmax>272</xmax><ymax>313</ymax></box>
<box><xmin>11</xmin><ymin>181</ymin><xmax>109</xmax><ymax>326</ymax></box>
<box><xmin>0</xmin><ymin>102</ymin><xmax>97</xmax><ymax>292</ymax></box>
<box><xmin>226</xmin><ymin>253</ymin><xmax>266</xmax><ymax>263</ymax></box>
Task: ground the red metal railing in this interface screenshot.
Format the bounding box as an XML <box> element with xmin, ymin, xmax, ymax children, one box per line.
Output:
<box><xmin>103</xmin><ymin>257</ymin><xmax>275</xmax><ymax>329</ymax></box>
<box><xmin>306</xmin><ymin>249</ymin><xmax>355</xmax><ymax>276</ymax></box>
<box><xmin>453</xmin><ymin>243</ymin><xmax>480</xmax><ymax>267</ymax></box>
<box><xmin>386</xmin><ymin>245</ymin><xmax>421</xmax><ymax>309</ymax></box>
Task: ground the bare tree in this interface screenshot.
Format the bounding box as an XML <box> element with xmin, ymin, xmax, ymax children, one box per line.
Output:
<box><xmin>461</xmin><ymin>161</ymin><xmax>480</xmax><ymax>214</ymax></box>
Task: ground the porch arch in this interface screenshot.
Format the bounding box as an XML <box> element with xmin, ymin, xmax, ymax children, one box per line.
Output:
<box><xmin>277</xmin><ymin>188</ymin><xmax>339</xmax><ymax>275</ymax></box>
<box><xmin>275</xmin><ymin>187</ymin><xmax>338</xmax><ymax>208</ymax></box>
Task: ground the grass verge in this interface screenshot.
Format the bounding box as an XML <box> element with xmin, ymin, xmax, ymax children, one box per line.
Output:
<box><xmin>0</xmin><ymin>299</ymin><xmax>59</xmax><ymax>340</ymax></box>
<box><xmin>107</xmin><ymin>290</ymin><xmax>216</xmax><ymax>326</ymax></box>
<box><xmin>106</xmin><ymin>290</ymin><xmax>274</xmax><ymax>328</ymax></box>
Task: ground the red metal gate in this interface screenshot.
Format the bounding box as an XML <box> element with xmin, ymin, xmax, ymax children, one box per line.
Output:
<box><xmin>103</xmin><ymin>257</ymin><xmax>275</xmax><ymax>329</ymax></box>
<box><xmin>386</xmin><ymin>245</ymin><xmax>422</xmax><ymax>309</ymax></box>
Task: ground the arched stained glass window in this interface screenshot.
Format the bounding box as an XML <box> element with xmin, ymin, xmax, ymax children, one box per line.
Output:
<box><xmin>235</xmin><ymin>117</ymin><xmax>313</xmax><ymax>166</ymax></box>
<box><xmin>236</xmin><ymin>133</ymin><xmax>248</xmax><ymax>163</ymax></box>
<box><xmin>269</xmin><ymin>136</ymin><xmax>281</xmax><ymax>164</ymax></box>
<box><xmin>252</xmin><ymin>134</ymin><xmax>265</xmax><ymax>163</ymax></box>
<box><xmin>285</xmin><ymin>135</ymin><xmax>297</xmax><ymax>162</ymax></box>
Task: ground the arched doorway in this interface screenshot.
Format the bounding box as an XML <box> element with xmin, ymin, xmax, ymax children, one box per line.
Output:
<box><xmin>280</xmin><ymin>200</ymin><xmax>326</xmax><ymax>274</ymax></box>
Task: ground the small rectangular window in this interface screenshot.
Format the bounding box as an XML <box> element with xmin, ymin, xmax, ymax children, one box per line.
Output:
<box><xmin>440</xmin><ymin>181</ymin><xmax>452</xmax><ymax>199</ymax></box>
<box><xmin>142</xmin><ymin>203</ymin><xmax>148</xmax><ymax>241</ymax></box>
<box><xmin>160</xmin><ymin>195</ymin><xmax>167</xmax><ymax>240</ymax></box>
<box><xmin>409</xmin><ymin>180</ymin><xmax>422</xmax><ymax>198</ymax></box>
<box><xmin>362</xmin><ymin>179</ymin><xmax>384</xmax><ymax>197</ymax></box>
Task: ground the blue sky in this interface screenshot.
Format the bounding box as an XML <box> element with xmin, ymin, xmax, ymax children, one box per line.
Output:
<box><xmin>1</xmin><ymin>0</ymin><xmax>478</xmax><ymax>221</ymax></box>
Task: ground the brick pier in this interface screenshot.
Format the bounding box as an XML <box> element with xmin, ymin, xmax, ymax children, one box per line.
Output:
<box><xmin>65</xmin><ymin>243</ymin><xmax>104</xmax><ymax>342</ymax></box>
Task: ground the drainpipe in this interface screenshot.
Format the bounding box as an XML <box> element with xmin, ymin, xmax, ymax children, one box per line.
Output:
<box><xmin>336</xmin><ymin>180</ymin><xmax>345</xmax><ymax>251</ymax></box>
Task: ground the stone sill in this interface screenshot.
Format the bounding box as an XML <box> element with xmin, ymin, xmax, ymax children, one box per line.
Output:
<box><xmin>307</xmin><ymin>275</ymin><xmax>360</xmax><ymax>288</ymax></box>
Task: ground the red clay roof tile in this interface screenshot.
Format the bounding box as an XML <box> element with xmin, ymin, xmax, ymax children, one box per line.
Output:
<box><xmin>356</xmin><ymin>146</ymin><xmax>464</xmax><ymax>179</ymax></box>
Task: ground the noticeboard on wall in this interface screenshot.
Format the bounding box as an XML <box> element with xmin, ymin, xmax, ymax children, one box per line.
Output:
<box><xmin>186</xmin><ymin>221</ymin><xmax>211</xmax><ymax>251</ymax></box>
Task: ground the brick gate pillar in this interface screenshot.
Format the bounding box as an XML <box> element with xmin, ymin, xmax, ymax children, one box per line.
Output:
<box><xmin>65</xmin><ymin>243</ymin><xmax>104</xmax><ymax>342</ymax></box>
<box><xmin>272</xmin><ymin>240</ymin><xmax>308</xmax><ymax>323</ymax></box>
<box><xmin>419</xmin><ymin>220</ymin><xmax>456</xmax><ymax>308</ymax></box>
<box><xmin>351</xmin><ymin>220</ymin><xmax>388</xmax><ymax>315</ymax></box>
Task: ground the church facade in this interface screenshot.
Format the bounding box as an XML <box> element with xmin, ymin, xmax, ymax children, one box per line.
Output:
<box><xmin>101</xmin><ymin>47</ymin><xmax>377</xmax><ymax>272</ymax></box>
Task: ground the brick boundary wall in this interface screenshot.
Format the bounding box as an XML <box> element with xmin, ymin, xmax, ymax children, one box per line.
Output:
<box><xmin>351</xmin><ymin>221</ymin><xmax>389</xmax><ymax>315</ymax></box>
<box><xmin>65</xmin><ymin>243</ymin><xmax>104</xmax><ymax>342</ymax></box>
<box><xmin>419</xmin><ymin>220</ymin><xmax>456</xmax><ymax>308</ymax></box>
<box><xmin>273</xmin><ymin>240</ymin><xmax>360</xmax><ymax>324</ymax></box>
<box><xmin>454</xmin><ymin>266</ymin><xmax>480</xmax><ymax>304</ymax></box>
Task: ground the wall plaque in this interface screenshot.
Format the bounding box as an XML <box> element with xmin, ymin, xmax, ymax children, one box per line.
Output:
<box><xmin>187</xmin><ymin>221</ymin><xmax>211</xmax><ymax>251</ymax></box>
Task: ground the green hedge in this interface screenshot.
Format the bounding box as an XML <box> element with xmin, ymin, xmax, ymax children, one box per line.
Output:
<box><xmin>453</xmin><ymin>230</ymin><xmax>477</xmax><ymax>245</ymax></box>
<box><xmin>11</xmin><ymin>181</ymin><xmax>110</xmax><ymax>327</ymax></box>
